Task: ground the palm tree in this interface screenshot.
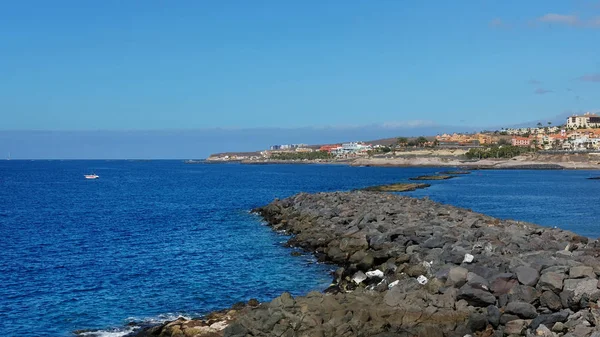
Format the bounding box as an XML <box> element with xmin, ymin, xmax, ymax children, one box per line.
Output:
<box><xmin>396</xmin><ymin>137</ymin><xmax>408</xmax><ymax>147</ymax></box>
<box><xmin>416</xmin><ymin>136</ymin><xmax>428</xmax><ymax>147</ymax></box>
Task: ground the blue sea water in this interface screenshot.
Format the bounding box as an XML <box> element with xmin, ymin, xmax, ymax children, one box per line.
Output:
<box><xmin>1</xmin><ymin>161</ymin><xmax>600</xmax><ymax>336</ymax></box>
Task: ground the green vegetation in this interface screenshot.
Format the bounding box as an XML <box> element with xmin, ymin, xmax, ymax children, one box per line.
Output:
<box><xmin>396</xmin><ymin>137</ymin><xmax>408</xmax><ymax>146</ymax></box>
<box><xmin>361</xmin><ymin>183</ymin><xmax>430</xmax><ymax>192</ymax></box>
<box><xmin>270</xmin><ymin>151</ymin><xmax>333</xmax><ymax>160</ymax></box>
<box><xmin>367</xmin><ymin>146</ymin><xmax>392</xmax><ymax>156</ymax></box>
<box><xmin>497</xmin><ymin>138</ymin><xmax>510</xmax><ymax>146</ymax></box>
<box><xmin>465</xmin><ymin>145</ymin><xmax>533</xmax><ymax>159</ymax></box>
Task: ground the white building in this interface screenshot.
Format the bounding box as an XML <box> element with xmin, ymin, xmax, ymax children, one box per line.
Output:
<box><xmin>566</xmin><ymin>112</ymin><xmax>600</xmax><ymax>129</ymax></box>
<box><xmin>332</xmin><ymin>142</ymin><xmax>371</xmax><ymax>155</ymax></box>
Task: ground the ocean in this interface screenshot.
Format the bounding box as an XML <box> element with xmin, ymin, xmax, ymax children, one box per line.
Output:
<box><xmin>1</xmin><ymin>161</ymin><xmax>600</xmax><ymax>336</ymax></box>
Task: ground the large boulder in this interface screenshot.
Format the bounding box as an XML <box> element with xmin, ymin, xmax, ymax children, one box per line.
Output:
<box><xmin>505</xmin><ymin>301</ymin><xmax>538</xmax><ymax>319</ymax></box>
<box><xmin>457</xmin><ymin>284</ymin><xmax>496</xmax><ymax>307</ymax></box>
<box><xmin>490</xmin><ymin>273</ymin><xmax>518</xmax><ymax>296</ymax></box>
<box><xmin>540</xmin><ymin>291</ymin><xmax>562</xmax><ymax>311</ymax></box>
<box><xmin>487</xmin><ymin>305</ymin><xmax>501</xmax><ymax>328</ymax></box>
<box><xmin>504</xmin><ymin>319</ymin><xmax>529</xmax><ymax>335</ymax></box>
<box><xmin>569</xmin><ymin>266</ymin><xmax>595</xmax><ymax>279</ymax></box>
<box><xmin>562</xmin><ymin>278</ymin><xmax>600</xmax><ymax>304</ymax></box>
<box><xmin>514</xmin><ymin>266</ymin><xmax>540</xmax><ymax>286</ymax></box>
<box><xmin>537</xmin><ymin>272</ymin><xmax>565</xmax><ymax>293</ymax></box>
<box><xmin>529</xmin><ymin>311</ymin><xmax>569</xmax><ymax>330</ymax></box>
<box><xmin>446</xmin><ymin>267</ymin><xmax>469</xmax><ymax>287</ymax></box>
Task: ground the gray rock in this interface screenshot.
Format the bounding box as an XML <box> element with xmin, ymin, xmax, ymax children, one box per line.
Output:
<box><xmin>499</xmin><ymin>313</ymin><xmax>521</xmax><ymax>325</ymax></box>
<box><xmin>467</xmin><ymin>312</ymin><xmax>488</xmax><ymax>332</ymax></box>
<box><xmin>551</xmin><ymin>322</ymin><xmax>565</xmax><ymax>332</ymax></box>
<box><xmin>572</xmin><ymin>325</ymin><xmax>594</xmax><ymax>336</ymax></box>
<box><xmin>504</xmin><ymin>319</ymin><xmax>528</xmax><ymax>335</ymax></box>
<box><xmin>505</xmin><ymin>301</ymin><xmax>538</xmax><ymax>319</ymax></box>
<box><xmin>490</xmin><ymin>273</ymin><xmax>517</xmax><ymax>296</ymax></box>
<box><xmin>543</xmin><ymin>266</ymin><xmax>569</xmax><ymax>274</ymax></box>
<box><xmin>498</xmin><ymin>294</ymin><xmax>508</xmax><ymax>308</ymax></box>
<box><xmin>383</xmin><ymin>285</ymin><xmax>406</xmax><ymax>307</ymax></box>
<box><xmin>540</xmin><ymin>291</ymin><xmax>562</xmax><ymax>311</ymax></box>
<box><xmin>562</xmin><ymin>278</ymin><xmax>600</xmax><ymax>303</ymax></box>
<box><xmin>515</xmin><ymin>266</ymin><xmax>540</xmax><ymax>286</ymax></box>
<box><xmin>422</xmin><ymin>236</ymin><xmax>447</xmax><ymax>249</ymax></box>
<box><xmin>559</xmin><ymin>290</ymin><xmax>578</xmax><ymax>311</ymax></box>
<box><xmin>535</xmin><ymin>324</ymin><xmax>554</xmax><ymax>337</ymax></box>
<box><xmin>466</xmin><ymin>272</ymin><xmax>489</xmax><ymax>289</ymax></box>
<box><xmin>508</xmin><ymin>284</ymin><xmax>541</xmax><ymax>304</ymax></box>
<box><xmin>487</xmin><ymin>305</ymin><xmax>501</xmax><ymax>328</ymax></box>
<box><xmin>223</xmin><ymin>322</ymin><xmax>250</xmax><ymax>337</ymax></box>
<box><xmin>446</xmin><ymin>266</ymin><xmax>468</xmax><ymax>287</ymax></box>
<box><xmin>537</xmin><ymin>272</ymin><xmax>565</xmax><ymax>293</ymax></box>
<box><xmin>270</xmin><ymin>292</ymin><xmax>296</xmax><ymax>308</ymax></box>
<box><xmin>529</xmin><ymin>311</ymin><xmax>569</xmax><ymax>330</ymax></box>
<box><xmin>457</xmin><ymin>284</ymin><xmax>496</xmax><ymax>307</ymax></box>
<box><xmin>569</xmin><ymin>266</ymin><xmax>595</xmax><ymax>279</ymax></box>
<box><xmin>555</xmin><ymin>250</ymin><xmax>572</xmax><ymax>258</ymax></box>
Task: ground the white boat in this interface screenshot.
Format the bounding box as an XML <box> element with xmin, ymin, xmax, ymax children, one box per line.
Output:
<box><xmin>84</xmin><ymin>174</ymin><xmax>99</xmax><ymax>180</ymax></box>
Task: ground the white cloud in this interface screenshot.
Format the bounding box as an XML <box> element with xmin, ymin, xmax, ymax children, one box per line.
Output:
<box><xmin>538</xmin><ymin>13</ymin><xmax>580</xmax><ymax>25</ymax></box>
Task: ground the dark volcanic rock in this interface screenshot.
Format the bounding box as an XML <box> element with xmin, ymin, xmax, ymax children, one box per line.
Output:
<box><xmin>529</xmin><ymin>311</ymin><xmax>569</xmax><ymax>330</ymax></box>
<box><xmin>514</xmin><ymin>266</ymin><xmax>540</xmax><ymax>286</ymax></box>
<box><xmin>138</xmin><ymin>191</ymin><xmax>600</xmax><ymax>337</ymax></box>
<box><xmin>457</xmin><ymin>284</ymin><xmax>496</xmax><ymax>307</ymax></box>
<box><xmin>505</xmin><ymin>301</ymin><xmax>538</xmax><ymax>319</ymax></box>
<box><xmin>487</xmin><ymin>305</ymin><xmax>501</xmax><ymax>328</ymax></box>
<box><xmin>540</xmin><ymin>290</ymin><xmax>562</xmax><ymax>311</ymax></box>
<box><xmin>537</xmin><ymin>272</ymin><xmax>565</xmax><ymax>293</ymax></box>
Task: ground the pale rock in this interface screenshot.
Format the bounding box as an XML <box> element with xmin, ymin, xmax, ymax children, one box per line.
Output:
<box><xmin>463</xmin><ymin>253</ymin><xmax>474</xmax><ymax>263</ymax></box>
<box><xmin>569</xmin><ymin>266</ymin><xmax>595</xmax><ymax>279</ymax></box>
<box><xmin>537</xmin><ymin>272</ymin><xmax>565</xmax><ymax>293</ymax></box>
<box><xmin>447</xmin><ymin>266</ymin><xmax>469</xmax><ymax>287</ymax></box>
<box><xmin>551</xmin><ymin>322</ymin><xmax>565</xmax><ymax>332</ymax></box>
<box><xmin>504</xmin><ymin>319</ymin><xmax>528</xmax><ymax>335</ymax></box>
<box><xmin>535</xmin><ymin>324</ymin><xmax>554</xmax><ymax>337</ymax></box>
<box><xmin>417</xmin><ymin>275</ymin><xmax>428</xmax><ymax>285</ymax></box>
<box><xmin>366</xmin><ymin>270</ymin><xmax>384</xmax><ymax>278</ymax></box>
<box><xmin>563</xmin><ymin>278</ymin><xmax>600</xmax><ymax>302</ymax></box>
<box><xmin>352</xmin><ymin>271</ymin><xmax>367</xmax><ymax>284</ymax></box>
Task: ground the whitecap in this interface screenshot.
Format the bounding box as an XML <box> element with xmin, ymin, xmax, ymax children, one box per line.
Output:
<box><xmin>77</xmin><ymin>326</ymin><xmax>139</xmax><ymax>337</ymax></box>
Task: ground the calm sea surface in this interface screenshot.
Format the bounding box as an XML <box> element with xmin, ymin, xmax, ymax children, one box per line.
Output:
<box><xmin>1</xmin><ymin>161</ymin><xmax>600</xmax><ymax>336</ymax></box>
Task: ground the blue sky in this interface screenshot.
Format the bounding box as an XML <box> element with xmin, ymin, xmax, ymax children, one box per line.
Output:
<box><xmin>1</xmin><ymin>0</ymin><xmax>599</xmax><ymax>131</ymax></box>
<box><xmin>1</xmin><ymin>1</ymin><xmax>600</xmax><ymax>158</ymax></box>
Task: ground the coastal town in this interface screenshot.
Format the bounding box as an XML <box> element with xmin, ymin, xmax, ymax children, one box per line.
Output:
<box><xmin>207</xmin><ymin>112</ymin><xmax>600</xmax><ymax>163</ymax></box>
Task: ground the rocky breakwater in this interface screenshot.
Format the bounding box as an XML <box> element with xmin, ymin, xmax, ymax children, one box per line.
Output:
<box><xmin>223</xmin><ymin>191</ymin><xmax>600</xmax><ymax>337</ymax></box>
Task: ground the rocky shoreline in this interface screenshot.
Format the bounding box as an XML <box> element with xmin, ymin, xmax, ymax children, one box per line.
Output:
<box><xmin>128</xmin><ymin>191</ymin><xmax>600</xmax><ymax>337</ymax></box>
<box><xmin>205</xmin><ymin>154</ymin><xmax>600</xmax><ymax>170</ymax></box>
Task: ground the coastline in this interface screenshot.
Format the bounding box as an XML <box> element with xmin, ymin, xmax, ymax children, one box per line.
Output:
<box><xmin>203</xmin><ymin>151</ymin><xmax>600</xmax><ymax>170</ymax></box>
<box><xmin>127</xmin><ymin>191</ymin><xmax>600</xmax><ymax>337</ymax></box>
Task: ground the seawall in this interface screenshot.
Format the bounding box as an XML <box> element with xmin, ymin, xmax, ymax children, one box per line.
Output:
<box><xmin>131</xmin><ymin>191</ymin><xmax>600</xmax><ymax>336</ymax></box>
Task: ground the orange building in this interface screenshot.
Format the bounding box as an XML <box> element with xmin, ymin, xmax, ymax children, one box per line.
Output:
<box><xmin>319</xmin><ymin>145</ymin><xmax>341</xmax><ymax>153</ymax></box>
<box><xmin>511</xmin><ymin>137</ymin><xmax>530</xmax><ymax>147</ymax></box>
